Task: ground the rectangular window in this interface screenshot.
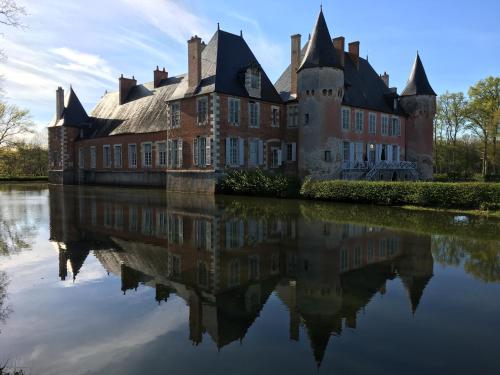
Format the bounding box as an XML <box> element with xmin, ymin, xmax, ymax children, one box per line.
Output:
<box><xmin>250</xmin><ymin>69</ymin><xmax>260</xmax><ymax>89</ymax></box>
<box><xmin>249</xmin><ymin>138</ymin><xmax>260</xmax><ymax>166</ymax></box>
<box><xmin>78</xmin><ymin>148</ymin><xmax>84</xmax><ymax>169</ymax></box>
<box><xmin>286</xmin><ymin>143</ymin><xmax>297</xmax><ymax>162</ymax></box>
<box><xmin>271</xmin><ymin>106</ymin><xmax>280</xmax><ymax>127</ymax></box>
<box><xmin>228</xmin><ymin>98</ymin><xmax>240</xmax><ymax>125</ymax></box>
<box><xmin>249</xmin><ymin>101</ymin><xmax>260</xmax><ymax>128</ymax></box>
<box><xmin>392</xmin><ymin>118</ymin><xmax>401</xmax><ymax>136</ymax></box>
<box><xmin>324</xmin><ymin>150</ymin><xmax>332</xmax><ymax>162</ymax></box>
<box><xmin>168</xmin><ymin>139</ymin><xmax>183</xmax><ymax>168</ymax></box>
<box><xmin>90</xmin><ymin>146</ymin><xmax>96</xmax><ymax>169</ymax></box>
<box><xmin>128</xmin><ymin>144</ymin><xmax>137</xmax><ymax>168</ymax></box>
<box><xmin>170</xmin><ymin>102</ymin><xmax>180</xmax><ymax>128</ymax></box>
<box><xmin>195</xmin><ymin>218</ymin><xmax>211</xmax><ymax>250</ymax></box>
<box><xmin>381</xmin><ymin>115</ymin><xmax>389</xmax><ymax>135</ymax></box>
<box><xmin>369</xmin><ymin>113</ymin><xmax>376</xmax><ymax>134</ymax></box>
<box><xmin>158</xmin><ymin>142</ymin><xmax>167</xmax><ymax>167</ymax></box>
<box><xmin>230</xmin><ymin>138</ymin><xmax>239</xmax><ymax>165</ymax></box>
<box><xmin>103</xmin><ymin>145</ymin><xmax>111</xmax><ymax>168</ymax></box>
<box><xmin>288</xmin><ymin>105</ymin><xmax>298</xmax><ymax>128</ymax></box>
<box><xmin>168</xmin><ymin>215</ymin><xmax>183</xmax><ymax>245</ymax></box>
<box><xmin>271</xmin><ymin>148</ymin><xmax>282</xmax><ymax>168</ymax></box>
<box><xmin>342</xmin><ymin>108</ymin><xmax>350</xmax><ymax>131</ymax></box>
<box><xmin>143</xmin><ymin>143</ymin><xmax>152</xmax><ymax>167</ymax></box>
<box><xmin>355</xmin><ymin>142</ymin><xmax>364</xmax><ymax>162</ymax></box>
<box><xmin>343</xmin><ymin>141</ymin><xmax>350</xmax><ymax>161</ymax></box>
<box><xmin>194</xmin><ymin>137</ymin><xmax>207</xmax><ymax>167</ymax></box>
<box><xmin>197</xmin><ymin>97</ymin><xmax>208</xmax><ymax>126</ymax></box>
<box><xmin>355</xmin><ymin>111</ymin><xmax>364</xmax><ymax>133</ymax></box>
<box><xmin>113</xmin><ymin>145</ymin><xmax>122</xmax><ymax>168</ymax></box>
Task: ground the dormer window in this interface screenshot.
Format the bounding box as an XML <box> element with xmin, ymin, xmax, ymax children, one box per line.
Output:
<box><xmin>245</xmin><ymin>65</ymin><xmax>262</xmax><ymax>98</ymax></box>
<box><xmin>250</xmin><ymin>68</ymin><xmax>261</xmax><ymax>89</ymax></box>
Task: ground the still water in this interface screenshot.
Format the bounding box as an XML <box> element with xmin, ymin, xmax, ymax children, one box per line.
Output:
<box><xmin>0</xmin><ymin>184</ymin><xmax>499</xmax><ymax>375</ymax></box>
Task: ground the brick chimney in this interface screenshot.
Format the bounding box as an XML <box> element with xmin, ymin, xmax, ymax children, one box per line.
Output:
<box><xmin>332</xmin><ymin>36</ymin><xmax>345</xmax><ymax>67</ymax></box>
<box><xmin>187</xmin><ymin>35</ymin><xmax>202</xmax><ymax>93</ymax></box>
<box><xmin>380</xmin><ymin>72</ymin><xmax>389</xmax><ymax>87</ymax></box>
<box><xmin>348</xmin><ymin>41</ymin><xmax>360</xmax><ymax>69</ymax></box>
<box><xmin>154</xmin><ymin>66</ymin><xmax>168</xmax><ymax>88</ymax></box>
<box><xmin>119</xmin><ymin>74</ymin><xmax>137</xmax><ymax>105</ymax></box>
<box><xmin>56</xmin><ymin>86</ymin><xmax>64</xmax><ymax>121</ymax></box>
<box><xmin>290</xmin><ymin>34</ymin><xmax>301</xmax><ymax>97</ymax></box>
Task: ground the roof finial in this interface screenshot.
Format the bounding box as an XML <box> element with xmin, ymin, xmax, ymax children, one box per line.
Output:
<box><xmin>240</xmin><ymin>30</ymin><xmax>243</xmax><ymax>38</ymax></box>
<box><xmin>217</xmin><ymin>22</ymin><xmax>220</xmax><ymax>30</ymax></box>
<box><xmin>320</xmin><ymin>3</ymin><xmax>323</xmax><ymax>11</ymax></box>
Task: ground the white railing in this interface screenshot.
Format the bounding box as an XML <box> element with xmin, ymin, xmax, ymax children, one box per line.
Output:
<box><xmin>343</xmin><ymin>161</ymin><xmax>417</xmax><ymax>171</ymax></box>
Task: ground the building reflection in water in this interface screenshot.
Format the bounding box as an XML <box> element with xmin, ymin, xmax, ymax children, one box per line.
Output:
<box><xmin>49</xmin><ymin>186</ymin><xmax>433</xmax><ymax>367</ymax></box>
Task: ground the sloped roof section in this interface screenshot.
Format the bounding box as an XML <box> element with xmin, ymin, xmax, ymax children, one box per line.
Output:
<box><xmin>213</xmin><ymin>30</ymin><xmax>282</xmax><ymax>103</ymax></box>
<box><xmin>275</xmin><ymin>50</ymin><xmax>400</xmax><ymax>113</ymax></box>
<box><xmin>401</xmin><ymin>53</ymin><xmax>436</xmax><ymax>96</ymax></box>
<box><xmin>49</xmin><ymin>87</ymin><xmax>90</xmax><ymax>127</ymax></box>
<box><xmin>85</xmin><ymin>29</ymin><xmax>282</xmax><ymax>138</ymax></box>
<box><xmin>298</xmin><ymin>9</ymin><xmax>343</xmax><ymax>72</ymax></box>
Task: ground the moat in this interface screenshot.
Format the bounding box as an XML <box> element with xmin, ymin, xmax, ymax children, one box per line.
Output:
<box><xmin>0</xmin><ymin>184</ymin><xmax>499</xmax><ymax>374</ymax></box>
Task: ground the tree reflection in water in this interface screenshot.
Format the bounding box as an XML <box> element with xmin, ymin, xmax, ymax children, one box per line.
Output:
<box><xmin>0</xmin><ymin>271</ymin><xmax>11</xmax><ymax>334</ymax></box>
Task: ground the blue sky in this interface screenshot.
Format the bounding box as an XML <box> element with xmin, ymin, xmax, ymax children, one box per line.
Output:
<box><xmin>0</xmin><ymin>0</ymin><xmax>499</xmax><ymax>134</ymax></box>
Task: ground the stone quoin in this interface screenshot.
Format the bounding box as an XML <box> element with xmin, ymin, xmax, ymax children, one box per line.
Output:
<box><xmin>48</xmin><ymin>8</ymin><xmax>437</xmax><ymax>192</ymax></box>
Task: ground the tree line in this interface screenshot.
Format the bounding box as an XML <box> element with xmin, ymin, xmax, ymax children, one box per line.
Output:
<box><xmin>434</xmin><ymin>77</ymin><xmax>500</xmax><ymax>180</ymax></box>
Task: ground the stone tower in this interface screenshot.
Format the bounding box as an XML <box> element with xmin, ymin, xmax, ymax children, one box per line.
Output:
<box><xmin>399</xmin><ymin>53</ymin><xmax>437</xmax><ymax>180</ymax></box>
<box><xmin>297</xmin><ymin>8</ymin><xmax>345</xmax><ymax>178</ymax></box>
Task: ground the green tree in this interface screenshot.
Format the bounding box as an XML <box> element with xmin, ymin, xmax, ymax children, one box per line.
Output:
<box><xmin>435</xmin><ymin>92</ymin><xmax>468</xmax><ymax>173</ymax></box>
<box><xmin>465</xmin><ymin>77</ymin><xmax>500</xmax><ymax>176</ymax></box>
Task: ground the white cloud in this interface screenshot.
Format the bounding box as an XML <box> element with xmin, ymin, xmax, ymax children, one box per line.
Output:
<box><xmin>121</xmin><ymin>0</ymin><xmax>212</xmax><ymax>44</ymax></box>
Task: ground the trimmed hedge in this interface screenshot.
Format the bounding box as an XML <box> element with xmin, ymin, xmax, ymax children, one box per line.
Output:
<box><xmin>217</xmin><ymin>170</ymin><xmax>300</xmax><ymax>198</ymax></box>
<box><xmin>300</xmin><ymin>179</ymin><xmax>500</xmax><ymax>210</ymax></box>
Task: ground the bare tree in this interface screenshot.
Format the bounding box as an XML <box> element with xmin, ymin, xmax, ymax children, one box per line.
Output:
<box><xmin>0</xmin><ymin>102</ymin><xmax>33</xmax><ymax>148</ymax></box>
<box><xmin>0</xmin><ymin>0</ymin><xmax>25</xmax><ymax>28</ymax></box>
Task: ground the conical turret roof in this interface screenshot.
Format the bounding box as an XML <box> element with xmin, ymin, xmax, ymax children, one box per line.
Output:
<box><xmin>401</xmin><ymin>53</ymin><xmax>436</xmax><ymax>96</ymax></box>
<box><xmin>298</xmin><ymin>8</ymin><xmax>343</xmax><ymax>72</ymax></box>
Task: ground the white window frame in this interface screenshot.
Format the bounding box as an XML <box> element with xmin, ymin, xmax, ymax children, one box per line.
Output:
<box><xmin>355</xmin><ymin>110</ymin><xmax>364</xmax><ymax>133</ymax></box>
<box><xmin>193</xmin><ymin>136</ymin><xmax>211</xmax><ymax>167</ymax></box>
<box><xmin>128</xmin><ymin>144</ymin><xmax>137</xmax><ymax>168</ymax></box>
<box><xmin>228</xmin><ymin>97</ymin><xmax>241</xmax><ymax>126</ymax></box>
<box><xmin>287</xmin><ymin>105</ymin><xmax>298</xmax><ymax>128</ymax></box>
<box><xmin>113</xmin><ymin>144</ymin><xmax>122</xmax><ymax>168</ymax></box>
<box><xmin>342</xmin><ymin>107</ymin><xmax>350</xmax><ymax>131</ymax></box>
<box><xmin>286</xmin><ymin>143</ymin><xmax>297</xmax><ymax>162</ymax></box>
<box><xmin>381</xmin><ymin>115</ymin><xmax>389</xmax><ymax>136</ymax></box>
<box><xmin>248</xmin><ymin>101</ymin><xmax>260</xmax><ymax>128</ymax></box>
<box><xmin>271</xmin><ymin>106</ymin><xmax>280</xmax><ymax>128</ymax></box>
<box><xmin>391</xmin><ymin>117</ymin><xmax>401</xmax><ymax>136</ymax></box>
<box><xmin>169</xmin><ymin>102</ymin><xmax>181</xmax><ymax>129</ymax></box>
<box><xmin>196</xmin><ymin>97</ymin><xmax>208</xmax><ymax>126</ymax></box>
<box><xmin>90</xmin><ymin>146</ymin><xmax>96</xmax><ymax>169</ymax></box>
<box><xmin>142</xmin><ymin>142</ymin><xmax>153</xmax><ymax>168</ymax></box>
<box><xmin>103</xmin><ymin>145</ymin><xmax>111</xmax><ymax>168</ymax></box>
<box><xmin>368</xmin><ymin>113</ymin><xmax>376</xmax><ymax>134</ymax></box>
<box><xmin>157</xmin><ymin>142</ymin><xmax>167</xmax><ymax>167</ymax></box>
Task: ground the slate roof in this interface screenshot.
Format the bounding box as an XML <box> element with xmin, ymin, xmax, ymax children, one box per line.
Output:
<box><xmin>298</xmin><ymin>9</ymin><xmax>343</xmax><ymax>72</ymax></box>
<box><xmin>275</xmin><ymin>45</ymin><xmax>402</xmax><ymax>114</ymax></box>
<box><xmin>401</xmin><ymin>53</ymin><xmax>436</xmax><ymax>96</ymax></box>
<box><xmin>64</xmin><ymin>29</ymin><xmax>282</xmax><ymax>138</ymax></box>
<box><xmin>49</xmin><ymin>87</ymin><xmax>90</xmax><ymax>128</ymax></box>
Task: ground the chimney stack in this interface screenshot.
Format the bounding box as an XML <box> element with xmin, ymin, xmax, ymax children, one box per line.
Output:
<box><xmin>380</xmin><ymin>72</ymin><xmax>389</xmax><ymax>87</ymax></box>
<box><xmin>56</xmin><ymin>86</ymin><xmax>64</xmax><ymax>121</ymax></box>
<box><xmin>290</xmin><ymin>34</ymin><xmax>302</xmax><ymax>97</ymax></box>
<box><xmin>187</xmin><ymin>35</ymin><xmax>202</xmax><ymax>94</ymax></box>
<box><xmin>348</xmin><ymin>41</ymin><xmax>360</xmax><ymax>69</ymax></box>
<box><xmin>154</xmin><ymin>66</ymin><xmax>168</xmax><ymax>88</ymax></box>
<box><xmin>119</xmin><ymin>74</ymin><xmax>137</xmax><ymax>105</ymax></box>
<box><xmin>332</xmin><ymin>36</ymin><xmax>345</xmax><ymax>67</ymax></box>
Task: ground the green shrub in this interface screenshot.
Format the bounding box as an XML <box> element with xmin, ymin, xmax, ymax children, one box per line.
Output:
<box><xmin>217</xmin><ymin>170</ymin><xmax>300</xmax><ymax>198</ymax></box>
<box><xmin>300</xmin><ymin>180</ymin><xmax>500</xmax><ymax>210</ymax></box>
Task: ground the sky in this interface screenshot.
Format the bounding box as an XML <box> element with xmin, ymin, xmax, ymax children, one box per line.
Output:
<box><xmin>0</xmin><ymin>0</ymin><xmax>499</xmax><ymax>136</ymax></box>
